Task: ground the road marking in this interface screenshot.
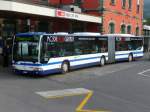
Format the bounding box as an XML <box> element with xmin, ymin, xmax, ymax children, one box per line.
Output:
<box><xmin>36</xmin><ymin>88</ymin><xmax>91</xmax><ymax>99</ymax></box>
<box><xmin>138</xmin><ymin>69</ymin><xmax>150</xmax><ymax>77</ymax></box>
<box><xmin>138</xmin><ymin>69</ymin><xmax>150</xmax><ymax>75</ymax></box>
<box><xmin>36</xmin><ymin>88</ymin><xmax>110</xmax><ymax>112</ymax></box>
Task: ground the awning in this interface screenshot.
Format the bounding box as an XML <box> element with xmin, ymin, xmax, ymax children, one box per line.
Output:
<box><xmin>0</xmin><ymin>0</ymin><xmax>102</xmax><ymax>23</ymax></box>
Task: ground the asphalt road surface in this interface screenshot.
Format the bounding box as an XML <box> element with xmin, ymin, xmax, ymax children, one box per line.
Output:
<box><xmin>0</xmin><ymin>59</ymin><xmax>150</xmax><ymax>112</ymax></box>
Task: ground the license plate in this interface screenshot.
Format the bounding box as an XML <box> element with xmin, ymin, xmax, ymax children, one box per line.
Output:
<box><xmin>23</xmin><ymin>71</ymin><xmax>28</xmax><ymax>74</ymax></box>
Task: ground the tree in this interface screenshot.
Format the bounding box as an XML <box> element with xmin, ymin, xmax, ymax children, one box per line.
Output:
<box><xmin>143</xmin><ymin>18</ymin><xmax>150</xmax><ymax>25</ymax></box>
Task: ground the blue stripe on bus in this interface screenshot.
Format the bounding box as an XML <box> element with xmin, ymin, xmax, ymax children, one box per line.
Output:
<box><xmin>13</xmin><ymin>53</ymin><xmax>143</xmax><ymax>76</ymax></box>
<box><xmin>115</xmin><ymin>51</ymin><xmax>143</xmax><ymax>56</ymax></box>
<box><xmin>14</xmin><ymin>55</ymin><xmax>144</xmax><ymax>76</ymax></box>
<box><xmin>15</xmin><ymin>56</ymin><xmax>104</xmax><ymax>66</ymax></box>
<box><xmin>133</xmin><ymin>52</ymin><xmax>144</xmax><ymax>54</ymax></box>
<box><xmin>14</xmin><ymin>52</ymin><xmax>143</xmax><ymax>67</ymax></box>
<box><xmin>72</xmin><ymin>62</ymin><xmax>100</xmax><ymax>69</ymax></box>
<box><xmin>116</xmin><ymin>55</ymin><xmax>143</xmax><ymax>61</ymax></box>
<box><xmin>14</xmin><ymin>62</ymin><xmax>100</xmax><ymax>76</ymax></box>
<box><xmin>70</xmin><ymin>56</ymin><xmax>102</xmax><ymax>62</ymax></box>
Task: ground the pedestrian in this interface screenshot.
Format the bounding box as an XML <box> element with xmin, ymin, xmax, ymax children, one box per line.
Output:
<box><xmin>3</xmin><ymin>44</ymin><xmax>9</xmax><ymax>67</ymax></box>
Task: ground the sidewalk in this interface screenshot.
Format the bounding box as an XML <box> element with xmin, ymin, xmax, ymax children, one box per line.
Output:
<box><xmin>0</xmin><ymin>66</ymin><xmax>12</xmax><ymax>74</ymax></box>
<box><xmin>0</xmin><ymin>54</ymin><xmax>13</xmax><ymax>73</ymax></box>
<box><xmin>143</xmin><ymin>52</ymin><xmax>150</xmax><ymax>60</ymax></box>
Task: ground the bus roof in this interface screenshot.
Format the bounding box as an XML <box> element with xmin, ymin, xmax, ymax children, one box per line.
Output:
<box><xmin>73</xmin><ymin>32</ymin><xmax>101</xmax><ymax>36</ymax></box>
<box><xmin>15</xmin><ymin>32</ymin><xmax>142</xmax><ymax>38</ymax></box>
<box><xmin>53</xmin><ymin>32</ymin><xmax>69</xmax><ymax>35</ymax></box>
<box><xmin>103</xmin><ymin>34</ymin><xmax>135</xmax><ymax>37</ymax></box>
<box><xmin>15</xmin><ymin>32</ymin><xmax>46</xmax><ymax>37</ymax></box>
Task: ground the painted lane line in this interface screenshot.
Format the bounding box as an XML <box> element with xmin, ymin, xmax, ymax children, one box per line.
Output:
<box><xmin>76</xmin><ymin>91</ymin><xmax>109</xmax><ymax>112</ymax></box>
<box><xmin>36</xmin><ymin>88</ymin><xmax>110</xmax><ymax>112</ymax></box>
<box><xmin>138</xmin><ymin>69</ymin><xmax>150</xmax><ymax>78</ymax></box>
<box><xmin>138</xmin><ymin>69</ymin><xmax>150</xmax><ymax>76</ymax></box>
<box><xmin>139</xmin><ymin>74</ymin><xmax>150</xmax><ymax>78</ymax></box>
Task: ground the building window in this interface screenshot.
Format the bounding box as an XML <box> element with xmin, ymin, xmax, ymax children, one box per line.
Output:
<box><xmin>75</xmin><ymin>0</ymin><xmax>81</xmax><ymax>6</ymax></box>
<box><xmin>137</xmin><ymin>5</ymin><xmax>140</xmax><ymax>13</ymax></box>
<box><xmin>38</xmin><ymin>21</ymin><xmax>49</xmax><ymax>32</ymax></box>
<box><xmin>127</xmin><ymin>25</ymin><xmax>131</xmax><ymax>34</ymax></box>
<box><xmin>148</xmin><ymin>30</ymin><xmax>150</xmax><ymax>36</ymax></box>
<box><xmin>128</xmin><ymin>0</ymin><xmax>132</xmax><ymax>10</ymax></box>
<box><xmin>2</xmin><ymin>19</ymin><xmax>16</xmax><ymax>39</ymax></box>
<box><xmin>122</xmin><ymin>0</ymin><xmax>126</xmax><ymax>9</ymax></box>
<box><xmin>137</xmin><ymin>0</ymin><xmax>140</xmax><ymax>13</ymax></box>
<box><xmin>121</xmin><ymin>24</ymin><xmax>126</xmax><ymax>34</ymax></box>
<box><xmin>109</xmin><ymin>22</ymin><xmax>115</xmax><ymax>34</ymax></box>
<box><xmin>136</xmin><ymin>27</ymin><xmax>139</xmax><ymax>36</ymax></box>
<box><xmin>110</xmin><ymin>0</ymin><xmax>115</xmax><ymax>5</ymax></box>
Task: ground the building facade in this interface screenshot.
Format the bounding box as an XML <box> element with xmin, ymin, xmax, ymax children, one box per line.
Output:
<box><xmin>0</xmin><ymin>0</ymin><xmax>100</xmax><ymax>38</ymax></box>
<box><xmin>0</xmin><ymin>0</ymin><xmax>144</xmax><ymax>39</ymax></box>
<box><xmin>102</xmin><ymin>0</ymin><xmax>143</xmax><ymax>35</ymax></box>
<box><xmin>50</xmin><ymin>0</ymin><xmax>144</xmax><ymax>35</ymax></box>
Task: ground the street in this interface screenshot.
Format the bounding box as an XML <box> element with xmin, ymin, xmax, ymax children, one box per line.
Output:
<box><xmin>0</xmin><ymin>0</ymin><xmax>148</xmax><ymax>112</ymax></box>
<box><xmin>0</xmin><ymin>58</ymin><xmax>150</xmax><ymax>112</ymax></box>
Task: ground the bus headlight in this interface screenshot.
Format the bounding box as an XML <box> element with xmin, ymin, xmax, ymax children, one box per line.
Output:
<box><xmin>12</xmin><ymin>65</ymin><xmax>17</xmax><ymax>69</ymax></box>
<box><xmin>33</xmin><ymin>67</ymin><xmax>43</xmax><ymax>71</ymax></box>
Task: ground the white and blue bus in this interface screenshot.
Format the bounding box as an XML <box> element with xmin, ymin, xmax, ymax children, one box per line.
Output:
<box><xmin>12</xmin><ymin>32</ymin><xmax>143</xmax><ymax>75</ymax></box>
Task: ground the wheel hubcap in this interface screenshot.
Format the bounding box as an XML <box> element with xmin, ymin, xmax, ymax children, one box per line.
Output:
<box><xmin>101</xmin><ymin>58</ymin><xmax>105</xmax><ymax>65</ymax></box>
<box><xmin>63</xmin><ymin>64</ymin><xmax>68</xmax><ymax>72</ymax></box>
<box><xmin>129</xmin><ymin>55</ymin><xmax>132</xmax><ymax>61</ymax></box>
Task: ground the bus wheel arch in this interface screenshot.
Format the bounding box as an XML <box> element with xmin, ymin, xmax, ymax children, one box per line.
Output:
<box><xmin>61</xmin><ymin>60</ymin><xmax>70</xmax><ymax>73</ymax></box>
<box><xmin>128</xmin><ymin>53</ymin><xmax>133</xmax><ymax>62</ymax></box>
<box><xmin>100</xmin><ymin>56</ymin><xmax>106</xmax><ymax>66</ymax></box>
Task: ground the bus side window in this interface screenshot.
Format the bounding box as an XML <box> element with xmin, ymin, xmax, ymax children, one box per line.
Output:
<box><xmin>74</xmin><ymin>41</ymin><xmax>82</xmax><ymax>55</ymax></box>
<box><xmin>128</xmin><ymin>44</ymin><xmax>133</xmax><ymax>50</ymax></box>
<box><xmin>75</xmin><ymin>48</ymin><xmax>82</xmax><ymax>55</ymax></box>
<box><xmin>61</xmin><ymin>42</ymin><xmax>74</xmax><ymax>56</ymax></box>
<box><xmin>101</xmin><ymin>45</ymin><xmax>106</xmax><ymax>53</ymax></box>
<box><xmin>93</xmin><ymin>45</ymin><xmax>99</xmax><ymax>53</ymax></box>
<box><xmin>98</xmin><ymin>40</ymin><xmax>108</xmax><ymax>53</ymax></box>
<box><xmin>40</xmin><ymin>36</ymin><xmax>49</xmax><ymax>63</ymax></box>
<box><xmin>59</xmin><ymin>48</ymin><xmax>65</xmax><ymax>57</ymax></box>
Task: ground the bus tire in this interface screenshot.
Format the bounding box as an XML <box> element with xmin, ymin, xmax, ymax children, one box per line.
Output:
<box><xmin>61</xmin><ymin>61</ymin><xmax>69</xmax><ymax>74</ymax></box>
<box><xmin>128</xmin><ymin>54</ymin><xmax>133</xmax><ymax>62</ymax></box>
<box><xmin>100</xmin><ymin>56</ymin><xmax>106</xmax><ymax>66</ymax></box>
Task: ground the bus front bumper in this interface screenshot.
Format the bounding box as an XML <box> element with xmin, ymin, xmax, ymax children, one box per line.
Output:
<box><xmin>13</xmin><ymin>68</ymin><xmax>61</xmax><ymax>76</ymax></box>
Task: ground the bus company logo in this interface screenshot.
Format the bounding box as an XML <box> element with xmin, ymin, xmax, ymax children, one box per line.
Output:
<box><xmin>56</xmin><ymin>10</ymin><xmax>65</xmax><ymax>17</ymax></box>
<box><xmin>47</xmin><ymin>36</ymin><xmax>58</xmax><ymax>42</ymax></box>
<box><xmin>65</xmin><ymin>37</ymin><xmax>74</xmax><ymax>42</ymax></box>
<box><xmin>47</xmin><ymin>36</ymin><xmax>74</xmax><ymax>42</ymax></box>
<box><xmin>65</xmin><ymin>13</ymin><xmax>79</xmax><ymax>19</ymax></box>
<box><xmin>56</xmin><ymin>10</ymin><xmax>79</xmax><ymax>19</ymax></box>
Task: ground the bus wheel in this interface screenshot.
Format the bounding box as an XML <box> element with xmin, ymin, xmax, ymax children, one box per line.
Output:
<box><xmin>100</xmin><ymin>57</ymin><xmax>105</xmax><ymax>66</ymax></box>
<box><xmin>128</xmin><ymin>54</ymin><xmax>133</xmax><ymax>62</ymax></box>
<box><xmin>61</xmin><ymin>62</ymin><xmax>69</xmax><ymax>73</ymax></box>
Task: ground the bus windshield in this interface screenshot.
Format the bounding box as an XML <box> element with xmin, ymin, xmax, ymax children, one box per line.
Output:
<box><xmin>13</xmin><ymin>35</ymin><xmax>40</xmax><ymax>62</ymax></box>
